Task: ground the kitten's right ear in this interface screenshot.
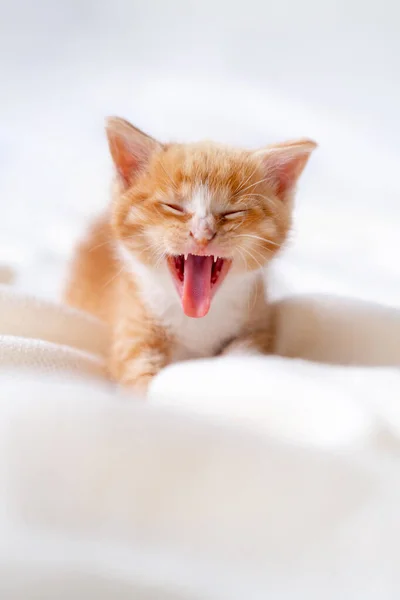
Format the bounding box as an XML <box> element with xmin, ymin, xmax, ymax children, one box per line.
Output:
<box><xmin>105</xmin><ymin>117</ymin><xmax>161</xmax><ymax>187</ymax></box>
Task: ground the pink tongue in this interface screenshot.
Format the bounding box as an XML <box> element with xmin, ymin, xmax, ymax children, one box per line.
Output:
<box><xmin>182</xmin><ymin>255</ymin><xmax>213</xmax><ymax>318</ymax></box>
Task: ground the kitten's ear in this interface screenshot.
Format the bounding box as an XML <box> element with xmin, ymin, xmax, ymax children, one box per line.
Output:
<box><xmin>105</xmin><ymin>117</ymin><xmax>161</xmax><ymax>187</ymax></box>
<box><xmin>255</xmin><ymin>139</ymin><xmax>317</xmax><ymax>203</ymax></box>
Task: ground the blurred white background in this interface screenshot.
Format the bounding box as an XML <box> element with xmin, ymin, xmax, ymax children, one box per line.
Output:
<box><xmin>0</xmin><ymin>0</ymin><xmax>399</xmax><ymax>301</ymax></box>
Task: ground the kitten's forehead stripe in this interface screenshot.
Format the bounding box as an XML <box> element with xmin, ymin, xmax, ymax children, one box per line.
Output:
<box><xmin>189</xmin><ymin>184</ymin><xmax>211</xmax><ymax>217</ymax></box>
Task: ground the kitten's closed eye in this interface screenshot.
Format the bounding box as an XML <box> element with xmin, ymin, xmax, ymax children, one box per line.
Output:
<box><xmin>161</xmin><ymin>203</ymin><xmax>185</xmax><ymax>215</ymax></box>
<box><xmin>222</xmin><ymin>210</ymin><xmax>247</xmax><ymax>220</ymax></box>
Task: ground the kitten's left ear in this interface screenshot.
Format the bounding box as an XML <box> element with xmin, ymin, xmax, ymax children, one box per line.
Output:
<box><xmin>255</xmin><ymin>139</ymin><xmax>317</xmax><ymax>203</ymax></box>
<box><xmin>105</xmin><ymin>117</ymin><xmax>162</xmax><ymax>187</ymax></box>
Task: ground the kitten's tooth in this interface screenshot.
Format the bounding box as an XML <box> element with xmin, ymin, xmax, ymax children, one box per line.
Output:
<box><xmin>213</xmin><ymin>255</ymin><xmax>217</xmax><ymax>263</ymax></box>
<box><xmin>184</xmin><ymin>253</ymin><xmax>188</xmax><ymax>260</ymax></box>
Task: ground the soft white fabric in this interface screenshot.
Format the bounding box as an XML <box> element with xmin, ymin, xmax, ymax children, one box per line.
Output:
<box><xmin>151</xmin><ymin>293</ymin><xmax>400</xmax><ymax>445</ymax></box>
<box><xmin>0</xmin><ymin>285</ymin><xmax>108</xmax><ymax>381</ymax></box>
<box><xmin>1</xmin><ymin>282</ymin><xmax>399</xmax><ymax>445</ymax></box>
<box><xmin>0</xmin><ymin>285</ymin><xmax>400</xmax><ymax>598</ymax></box>
<box><xmin>3</xmin><ymin>375</ymin><xmax>400</xmax><ymax>600</ymax></box>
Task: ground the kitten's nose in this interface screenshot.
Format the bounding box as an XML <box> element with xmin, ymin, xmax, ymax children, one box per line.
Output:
<box><xmin>189</xmin><ymin>229</ymin><xmax>216</xmax><ymax>245</ymax></box>
<box><xmin>190</xmin><ymin>216</ymin><xmax>216</xmax><ymax>245</ymax></box>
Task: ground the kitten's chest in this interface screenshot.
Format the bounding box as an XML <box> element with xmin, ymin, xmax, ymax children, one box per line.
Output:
<box><xmin>159</xmin><ymin>276</ymin><xmax>260</xmax><ymax>361</ymax></box>
<box><xmin>168</xmin><ymin>301</ymin><xmax>247</xmax><ymax>361</ymax></box>
<box><xmin>133</xmin><ymin>266</ymin><xmax>262</xmax><ymax>362</ymax></box>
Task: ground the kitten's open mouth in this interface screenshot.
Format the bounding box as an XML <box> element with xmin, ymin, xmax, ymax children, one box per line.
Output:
<box><xmin>167</xmin><ymin>254</ymin><xmax>231</xmax><ymax>318</ymax></box>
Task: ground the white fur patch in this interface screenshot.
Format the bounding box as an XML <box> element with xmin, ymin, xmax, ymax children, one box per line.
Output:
<box><xmin>187</xmin><ymin>184</ymin><xmax>211</xmax><ymax>217</ymax></box>
<box><xmin>187</xmin><ymin>184</ymin><xmax>218</xmax><ymax>242</ymax></box>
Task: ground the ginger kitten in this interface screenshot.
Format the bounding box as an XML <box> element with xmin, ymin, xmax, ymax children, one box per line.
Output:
<box><xmin>65</xmin><ymin>117</ymin><xmax>316</xmax><ymax>393</ymax></box>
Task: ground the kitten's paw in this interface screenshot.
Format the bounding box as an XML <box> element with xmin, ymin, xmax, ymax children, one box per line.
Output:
<box><xmin>118</xmin><ymin>373</ymin><xmax>155</xmax><ymax>399</ymax></box>
<box><xmin>221</xmin><ymin>338</ymin><xmax>260</xmax><ymax>356</ymax></box>
<box><xmin>221</xmin><ymin>329</ymin><xmax>272</xmax><ymax>356</ymax></box>
<box><xmin>132</xmin><ymin>373</ymin><xmax>154</xmax><ymax>397</ymax></box>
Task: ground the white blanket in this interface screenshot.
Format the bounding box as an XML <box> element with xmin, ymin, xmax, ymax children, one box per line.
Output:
<box><xmin>1</xmin><ymin>282</ymin><xmax>400</xmax><ymax>599</ymax></box>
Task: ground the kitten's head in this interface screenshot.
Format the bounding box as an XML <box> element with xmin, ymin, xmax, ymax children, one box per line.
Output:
<box><xmin>107</xmin><ymin>117</ymin><xmax>316</xmax><ymax>318</ymax></box>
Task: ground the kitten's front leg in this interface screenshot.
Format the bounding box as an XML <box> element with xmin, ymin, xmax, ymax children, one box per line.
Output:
<box><xmin>109</xmin><ymin>316</ymin><xmax>170</xmax><ymax>396</ymax></box>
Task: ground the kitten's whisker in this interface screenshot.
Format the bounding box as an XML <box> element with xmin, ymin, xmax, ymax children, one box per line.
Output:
<box><xmin>238</xmin><ymin>245</ymin><xmax>264</xmax><ymax>270</ymax></box>
<box><xmin>150</xmin><ymin>243</ymin><xmax>168</xmax><ymax>268</ymax></box>
<box><xmin>244</xmin><ymin>193</ymin><xmax>280</xmax><ymax>212</ymax></box>
<box><xmin>240</xmin><ymin>243</ymin><xmax>269</xmax><ymax>263</ymax></box>
<box><xmin>236</xmin><ymin>247</ymin><xmax>249</xmax><ymax>271</ymax></box>
<box><xmin>159</xmin><ymin>162</ymin><xmax>178</xmax><ymax>193</ymax></box>
<box><xmin>245</xmin><ymin>243</ymin><xmax>268</xmax><ymax>258</ymax></box>
<box><xmin>88</xmin><ymin>238</ymin><xmax>112</xmax><ymax>252</ymax></box>
<box><xmin>124</xmin><ymin>232</ymin><xmax>149</xmax><ymax>244</ymax></box>
<box><xmin>229</xmin><ymin>219</ymin><xmax>246</xmax><ymax>231</ymax></box>
<box><xmin>248</xmin><ymin>286</ymin><xmax>259</xmax><ymax>314</ymax></box>
<box><xmin>236</xmin><ymin>176</ymin><xmax>272</xmax><ymax>195</ymax></box>
<box><xmin>233</xmin><ymin>164</ymin><xmax>260</xmax><ymax>197</ymax></box>
<box><xmin>244</xmin><ymin>193</ymin><xmax>270</xmax><ymax>200</ymax></box>
<box><xmin>234</xmin><ymin>233</ymin><xmax>279</xmax><ymax>247</ymax></box>
<box><xmin>154</xmin><ymin>252</ymin><xmax>167</xmax><ymax>269</ymax></box>
<box><xmin>126</xmin><ymin>238</ymin><xmax>165</xmax><ymax>262</ymax></box>
<box><xmin>102</xmin><ymin>265</ymin><xmax>125</xmax><ymax>290</ymax></box>
<box><xmin>145</xmin><ymin>241</ymin><xmax>168</xmax><ymax>268</ymax></box>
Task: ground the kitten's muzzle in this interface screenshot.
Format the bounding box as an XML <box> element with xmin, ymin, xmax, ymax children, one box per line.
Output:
<box><xmin>189</xmin><ymin>230</ymin><xmax>217</xmax><ymax>246</ymax></box>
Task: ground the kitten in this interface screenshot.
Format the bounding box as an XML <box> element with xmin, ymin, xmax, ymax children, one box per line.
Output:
<box><xmin>65</xmin><ymin>117</ymin><xmax>316</xmax><ymax>394</ymax></box>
